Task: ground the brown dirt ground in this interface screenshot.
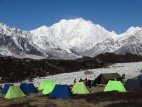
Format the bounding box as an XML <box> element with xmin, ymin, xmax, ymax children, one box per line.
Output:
<box><xmin>0</xmin><ymin>87</ymin><xmax>142</xmax><ymax>107</ymax></box>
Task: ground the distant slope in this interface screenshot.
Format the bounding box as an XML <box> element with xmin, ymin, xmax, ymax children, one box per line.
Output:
<box><xmin>0</xmin><ymin>53</ymin><xmax>142</xmax><ymax>83</ymax></box>
<box><xmin>94</xmin><ymin>52</ymin><xmax>142</xmax><ymax>63</ymax></box>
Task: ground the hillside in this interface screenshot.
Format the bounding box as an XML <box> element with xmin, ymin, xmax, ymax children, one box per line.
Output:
<box><xmin>0</xmin><ymin>53</ymin><xmax>142</xmax><ymax>83</ymax></box>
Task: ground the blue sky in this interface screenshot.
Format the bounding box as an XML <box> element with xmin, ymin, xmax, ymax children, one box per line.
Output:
<box><xmin>0</xmin><ymin>0</ymin><xmax>142</xmax><ymax>34</ymax></box>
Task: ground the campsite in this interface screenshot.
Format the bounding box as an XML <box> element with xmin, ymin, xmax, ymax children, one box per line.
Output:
<box><xmin>0</xmin><ymin>62</ymin><xmax>142</xmax><ymax>107</ymax></box>
<box><xmin>0</xmin><ymin>0</ymin><xmax>142</xmax><ymax>106</ymax></box>
<box><xmin>0</xmin><ymin>80</ymin><xmax>142</xmax><ymax>107</ymax></box>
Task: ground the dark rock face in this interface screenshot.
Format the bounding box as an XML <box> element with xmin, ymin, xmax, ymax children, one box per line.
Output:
<box><xmin>0</xmin><ymin>33</ymin><xmax>46</xmax><ymax>56</ymax></box>
<box><xmin>94</xmin><ymin>52</ymin><xmax>142</xmax><ymax>64</ymax></box>
<box><xmin>0</xmin><ymin>52</ymin><xmax>142</xmax><ymax>83</ymax></box>
<box><xmin>0</xmin><ymin>56</ymin><xmax>100</xmax><ymax>83</ymax></box>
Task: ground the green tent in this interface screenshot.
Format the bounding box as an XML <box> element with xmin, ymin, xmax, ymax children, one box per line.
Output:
<box><xmin>71</xmin><ymin>82</ymin><xmax>90</xmax><ymax>94</ymax></box>
<box><xmin>42</xmin><ymin>82</ymin><xmax>59</xmax><ymax>95</ymax></box>
<box><xmin>104</xmin><ymin>80</ymin><xmax>126</xmax><ymax>92</ymax></box>
<box><xmin>5</xmin><ymin>86</ymin><xmax>26</xmax><ymax>99</ymax></box>
<box><xmin>38</xmin><ymin>80</ymin><xmax>53</xmax><ymax>91</ymax></box>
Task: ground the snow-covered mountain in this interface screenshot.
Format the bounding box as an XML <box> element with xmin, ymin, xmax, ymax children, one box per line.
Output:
<box><xmin>30</xmin><ymin>18</ymin><xmax>117</xmax><ymax>54</ymax></box>
<box><xmin>0</xmin><ymin>23</ymin><xmax>78</xmax><ymax>59</ymax></box>
<box><xmin>83</xmin><ymin>26</ymin><xmax>142</xmax><ymax>57</ymax></box>
<box><xmin>0</xmin><ymin>23</ymin><xmax>47</xmax><ymax>57</ymax></box>
<box><xmin>0</xmin><ymin>18</ymin><xmax>142</xmax><ymax>59</ymax></box>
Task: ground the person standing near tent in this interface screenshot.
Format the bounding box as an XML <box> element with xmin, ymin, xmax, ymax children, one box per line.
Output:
<box><xmin>0</xmin><ymin>85</ymin><xmax>2</xmax><ymax>91</ymax></box>
<box><xmin>88</xmin><ymin>80</ymin><xmax>91</xmax><ymax>88</ymax></box>
<box><xmin>122</xmin><ymin>73</ymin><xmax>125</xmax><ymax>82</ymax></box>
<box><xmin>79</xmin><ymin>78</ymin><xmax>83</xmax><ymax>82</ymax></box>
<box><xmin>74</xmin><ymin>78</ymin><xmax>76</xmax><ymax>84</ymax></box>
<box><xmin>122</xmin><ymin>73</ymin><xmax>125</xmax><ymax>79</ymax></box>
<box><xmin>91</xmin><ymin>80</ymin><xmax>95</xmax><ymax>87</ymax></box>
<box><xmin>84</xmin><ymin>78</ymin><xmax>88</xmax><ymax>86</ymax></box>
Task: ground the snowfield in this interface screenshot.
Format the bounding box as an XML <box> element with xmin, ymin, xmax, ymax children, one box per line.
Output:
<box><xmin>33</xmin><ymin>62</ymin><xmax>142</xmax><ymax>86</ymax></box>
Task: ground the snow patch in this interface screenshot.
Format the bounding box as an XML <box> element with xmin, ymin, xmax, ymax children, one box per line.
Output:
<box><xmin>33</xmin><ymin>62</ymin><xmax>142</xmax><ymax>86</ymax></box>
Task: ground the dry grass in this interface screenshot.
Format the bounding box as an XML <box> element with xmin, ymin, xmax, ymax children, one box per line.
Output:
<box><xmin>105</xmin><ymin>100</ymin><xmax>142</xmax><ymax>107</ymax></box>
<box><xmin>0</xmin><ymin>88</ymin><xmax>142</xmax><ymax>107</ymax></box>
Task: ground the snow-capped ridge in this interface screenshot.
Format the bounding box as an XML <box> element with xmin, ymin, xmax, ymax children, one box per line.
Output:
<box><xmin>119</xmin><ymin>26</ymin><xmax>141</xmax><ymax>36</ymax></box>
<box><xmin>36</xmin><ymin>25</ymin><xmax>48</xmax><ymax>30</ymax></box>
<box><xmin>0</xmin><ymin>23</ymin><xmax>29</xmax><ymax>37</ymax></box>
<box><xmin>0</xmin><ymin>18</ymin><xmax>142</xmax><ymax>58</ymax></box>
<box><xmin>31</xmin><ymin>18</ymin><xmax>117</xmax><ymax>53</ymax></box>
<box><xmin>127</xmin><ymin>26</ymin><xmax>141</xmax><ymax>32</ymax></box>
<box><xmin>124</xmin><ymin>26</ymin><xmax>141</xmax><ymax>35</ymax></box>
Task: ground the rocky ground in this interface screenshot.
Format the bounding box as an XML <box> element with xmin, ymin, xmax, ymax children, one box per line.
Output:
<box><xmin>1</xmin><ymin>53</ymin><xmax>142</xmax><ymax>83</ymax></box>
<box><xmin>0</xmin><ymin>87</ymin><xmax>142</xmax><ymax>107</ymax></box>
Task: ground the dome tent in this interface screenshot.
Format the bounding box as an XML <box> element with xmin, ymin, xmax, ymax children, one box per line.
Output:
<box><xmin>71</xmin><ymin>82</ymin><xmax>90</xmax><ymax>94</ymax></box>
<box><xmin>5</xmin><ymin>86</ymin><xmax>26</xmax><ymax>99</ymax></box>
<box><xmin>125</xmin><ymin>79</ymin><xmax>142</xmax><ymax>90</ymax></box>
<box><xmin>38</xmin><ymin>80</ymin><xmax>53</xmax><ymax>91</ymax></box>
<box><xmin>104</xmin><ymin>80</ymin><xmax>126</xmax><ymax>92</ymax></box>
<box><xmin>49</xmin><ymin>84</ymin><xmax>72</xmax><ymax>99</ymax></box>
<box><xmin>42</xmin><ymin>82</ymin><xmax>59</xmax><ymax>95</ymax></box>
<box><xmin>20</xmin><ymin>83</ymin><xmax>38</xmax><ymax>95</ymax></box>
<box><xmin>94</xmin><ymin>73</ymin><xmax>122</xmax><ymax>85</ymax></box>
<box><xmin>2</xmin><ymin>84</ymin><xmax>13</xmax><ymax>94</ymax></box>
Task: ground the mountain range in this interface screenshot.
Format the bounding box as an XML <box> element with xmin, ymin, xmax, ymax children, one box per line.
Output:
<box><xmin>0</xmin><ymin>18</ymin><xmax>142</xmax><ymax>59</ymax></box>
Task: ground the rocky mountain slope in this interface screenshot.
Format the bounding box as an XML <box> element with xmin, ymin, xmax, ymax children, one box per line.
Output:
<box><xmin>82</xmin><ymin>27</ymin><xmax>142</xmax><ymax>56</ymax></box>
<box><xmin>0</xmin><ymin>18</ymin><xmax>142</xmax><ymax>59</ymax></box>
<box><xmin>0</xmin><ymin>53</ymin><xmax>142</xmax><ymax>82</ymax></box>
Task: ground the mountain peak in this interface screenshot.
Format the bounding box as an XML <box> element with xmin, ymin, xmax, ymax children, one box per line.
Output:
<box><xmin>111</xmin><ymin>31</ymin><xmax>117</xmax><ymax>35</ymax></box>
<box><xmin>59</xmin><ymin>18</ymin><xmax>88</xmax><ymax>22</ymax></box>
<box><xmin>126</xmin><ymin>26</ymin><xmax>141</xmax><ymax>33</ymax></box>
<box><xmin>30</xmin><ymin>18</ymin><xmax>116</xmax><ymax>52</ymax></box>
<box><xmin>55</xmin><ymin>18</ymin><xmax>94</xmax><ymax>27</ymax></box>
<box><xmin>36</xmin><ymin>25</ymin><xmax>48</xmax><ymax>30</ymax></box>
<box><xmin>1</xmin><ymin>19</ymin><xmax>142</xmax><ymax>59</ymax></box>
